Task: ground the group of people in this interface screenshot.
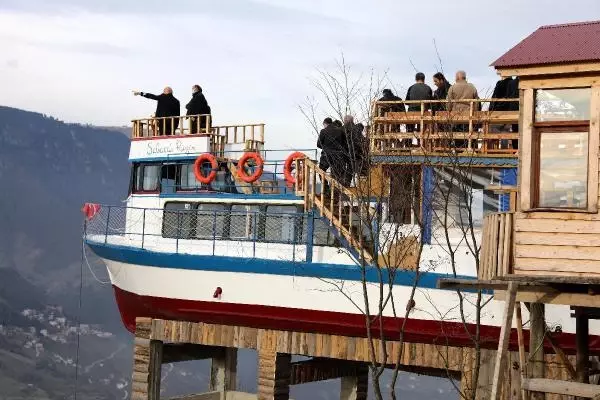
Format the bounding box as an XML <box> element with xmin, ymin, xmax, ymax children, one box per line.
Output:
<box><xmin>377</xmin><ymin>70</ymin><xmax>519</xmax><ymax>148</ymax></box>
<box><xmin>133</xmin><ymin>85</ymin><xmax>211</xmax><ymax>135</ymax></box>
<box><xmin>317</xmin><ymin>115</ymin><xmax>367</xmax><ymax>186</ymax></box>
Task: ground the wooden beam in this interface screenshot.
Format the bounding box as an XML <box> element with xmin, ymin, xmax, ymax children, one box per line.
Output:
<box><xmin>289</xmin><ymin>358</ymin><xmax>367</xmax><ymax>385</ymax></box>
<box><xmin>575</xmin><ymin>308</ymin><xmax>590</xmax><ymax>386</ymax></box>
<box><xmin>496</xmin><ymin>62</ymin><xmax>600</xmax><ymax>77</ymax></box>
<box><xmin>522</xmin><ymin>378</ymin><xmax>600</xmax><ymax>398</ymax></box>
<box><xmin>210</xmin><ymin>347</ymin><xmax>237</xmax><ymax>392</ymax></box>
<box><xmin>529</xmin><ymin>303</ymin><xmax>545</xmax><ymax>400</ymax></box>
<box><xmin>437</xmin><ymin>278</ymin><xmax>543</xmax><ymax>290</ymax></box>
<box><xmin>491</xmin><ymin>281</ymin><xmax>518</xmax><ymax>400</ymax></box>
<box><xmin>148</xmin><ymin>340</ymin><xmax>163</xmax><ymax>400</ymax></box>
<box><xmin>340</xmin><ymin>366</ymin><xmax>368</xmax><ymax>400</ymax></box>
<box><xmin>162</xmin><ymin>344</ymin><xmax>225</xmax><ymax>364</ymax></box>
<box><xmin>515</xmin><ymin>303</ymin><xmax>529</xmax><ymax>400</ymax></box>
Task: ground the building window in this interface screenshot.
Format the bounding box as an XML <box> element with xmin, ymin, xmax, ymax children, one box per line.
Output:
<box><xmin>533</xmin><ymin>88</ymin><xmax>591</xmax><ymax>210</ymax></box>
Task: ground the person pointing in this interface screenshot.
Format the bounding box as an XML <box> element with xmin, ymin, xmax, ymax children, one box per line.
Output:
<box><xmin>133</xmin><ymin>87</ymin><xmax>180</xmax><ymax>136</ymax></box>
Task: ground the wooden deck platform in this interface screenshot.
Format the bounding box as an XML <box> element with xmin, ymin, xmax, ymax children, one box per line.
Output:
<box><xmin>130</xmin><ymin>317</ymin><xmax>577</xmax><ymax>400</ymax></box>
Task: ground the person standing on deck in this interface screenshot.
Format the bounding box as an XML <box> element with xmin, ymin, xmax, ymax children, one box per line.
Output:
<box><xmin>133</xmin><ymin>87</ymin><xmax>181</xmax><ymax>136</ymax></box>
<box><xmin>343</xmin><ymin>115</ymin><xmax>365</xmax><ymax>184</ymax></box>
<box><xmin>405</xmin><ymin>73</ymin><xmax>433</xmax><ymax>145</ymax></box>
<box><xmin>447</xmin><ymin>70</ymin><xmax>479</xmax><ymax>147</ymax></box>
<box><xmin>186</xmin><ymin>85</ymin><xmax>212</xmax><ymax>134</ymax></box>
<box><xmin>432</xmin><ymin>72</ymin><xmax>451</xmax><ymax>112</ymax></box>
<box><xmin>317</xmin><ymin>117</ymin><xmax>349</xmax><ymax>189</ymax></box>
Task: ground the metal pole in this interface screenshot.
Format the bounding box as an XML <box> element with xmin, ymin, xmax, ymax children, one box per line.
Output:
<box><xmin>141</xmin><ymin>208</ymin><xmax>146</xmax><ymax>249</ymax></box>
<box><xmin>104</xmin><ymin>206</ymin><xmax>111</xmax><ymax>244</ymax></box>
<box><xmin>176</xmin><ymin>211</ymin><xmax>181</xmax><ymax>254</ymax></box>
<box><xmin>212</xmin><ymin>211</ymin><xmax>217</xmax><ymax>256</ymax></box>
<box><xmin>252</xmin><ymin>211</ymin><xmax>257</xmax><ymax>258</ymax></box>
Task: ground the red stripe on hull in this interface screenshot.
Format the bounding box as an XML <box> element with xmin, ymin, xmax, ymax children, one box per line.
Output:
<box><xmin>113</xmin><ymin>285</ymin><xmax>600</xmax><ymax>354</ymax></box>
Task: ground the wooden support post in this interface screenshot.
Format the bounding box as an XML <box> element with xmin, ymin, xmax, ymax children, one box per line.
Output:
<box><xmin>340</xmin><ymin>365</ymin><xmax>368</xmax><ymax>400</ymax></box>
<box><xmin>529</xmin><ymin>303</ymin><xmax>545</xmax><ymax>400</ymax></box>
<box><xmin>491</xmin><ymin>281</ymin><xmax>518</xmax><ymax>400</ymax></box>
<box><xmin>576</xmin><ymin>307</ymin><xmax>590</xmax><ymax>391</ymax></box>
<box><xmin>515</xmin><ymin>303</ymin><xmax>529</xmax><ymax>400</ymax></box>
<box><xmin>257</xmin><ymin>348</ymin><xmax>291</xmax><ymax>400</ymax></box>
<box><xmin>210</xmin><ymin>347</ymin><xmax>237</xmax><ymax>393</ymax></box>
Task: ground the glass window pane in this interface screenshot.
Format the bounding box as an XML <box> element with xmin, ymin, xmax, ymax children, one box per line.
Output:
<box><xmin>179</xmin><ymin>163</ymin><xmax>199</xmax><ymax>190</ymax></box>
<box><xmin>535</xmin><ymin>88</ymin><xmax>591</xmax><ymax>122</ymax></box>
<box><xmin>134</xmin><ymin>164</ymin><xmax>144</xmax><ymax>192</ymax></box>
<box><xmin>142</xmin><ymin>165</ymin><xmax>160</xmax><ymax>191</ymax></box>
<box><xmin>230</xmin><ymin>205</ymin><xmax>260</xmax><ymax>239</ymax></box>
<box><xmin>538</xmin><ymin>131</ymin><xmax>588</xmax><ymax>208</ymax></box>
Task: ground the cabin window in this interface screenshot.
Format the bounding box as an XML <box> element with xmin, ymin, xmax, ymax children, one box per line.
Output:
<box><xmin>162</xmin><ymin>202</ymin><xmax>194</xmax><ymax>239</ymax></box>
<box><xmin>179</xmin><ymin>163</ymin><xmax>200</xmax><ymax>190</ymax></box>
<box><xmin>229</xmin><ymin>205</ymin><xmax>260</xmax><ymax>239</ymax></box>
<box><xmin>196</xmin><ymin>204</ymin><xmax>227</xmax><ymax>239</ymax></box>
<box><xmin>264</xmin><ymin>205</ymin><xmax>304</xmax><ymax>244</ymax></box>
<box><xmin>533</xmin><ymin>88</ymin><xmax>591</xmax><ymax>210</ymax></box>
<box><xmin>133</xmin><ymin>164</ymin><xmax>160</xmax><ymax>193</ymax></box>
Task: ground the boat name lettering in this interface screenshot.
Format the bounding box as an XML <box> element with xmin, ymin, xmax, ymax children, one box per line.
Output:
<box><xmin>146</xmin><ymin>140</ymin><xmax>197</xmax><ymax>155</ymax></box>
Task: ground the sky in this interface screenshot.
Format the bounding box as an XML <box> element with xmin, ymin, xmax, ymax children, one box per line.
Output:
<box><xmin>0</xmin><ymin>0</ymin><xmax>599</xmax><ymax>150</ymax></box>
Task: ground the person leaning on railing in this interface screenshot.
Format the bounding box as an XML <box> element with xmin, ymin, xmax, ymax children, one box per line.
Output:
<box><xmin>133</xmin><ymin>87</ymin><xmax>181</xmax><ymax>136</ymax></box>
<box><xmin>186</xmin><ymin>85</ymin><xmax>212</xmax><ymax>134</ymax></box>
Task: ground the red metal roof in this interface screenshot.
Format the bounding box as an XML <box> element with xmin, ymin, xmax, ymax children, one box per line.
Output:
<box><xmin>491</xmin><ymin>20</ymin><xmax>600</xmax><ymax>68</ymax></box>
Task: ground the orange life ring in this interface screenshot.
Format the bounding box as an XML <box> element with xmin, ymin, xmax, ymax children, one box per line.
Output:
<box><xmin>194</xmin><ymin>153</ymin><xmax>218</xmax><ymax>184</ymax></box>
<box><xmin>284</xmin><ymin>151</ymin><xmax>306</xmax><ymax>186</ymax></box>
<box><xmin>237</xmin><ymin>152</ymin><xmax>264</xmax><ymax>183</ymax></box>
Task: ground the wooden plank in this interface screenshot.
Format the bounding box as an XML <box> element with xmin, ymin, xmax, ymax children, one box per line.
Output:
<box><xmin>520</xmin><ymin>89</ymin><xmax>534</xmax><ymax>211</ymax></box>
<box><xmin>515</xmin><ymin>244</ymin><xmax>600</xmax><ymax>261</ymax></box>
<box><xmin>515</xmin><ymin>232</ymin><xmax>600</xmax><ymax>246</ymax></box>
<box><xmin>515</xmin><ymin>211</ymin><xmax>600</xmax><ymax>221</ymax></box>
<box><xmin>522</xmin><ymin>378</ymin><xmax>600</xmax><ymax>397</ymax></box>
<box><xmin>148</xmin><ymin>340</ymin><xmax>163</xmax><ymax>400</ymax></box>
<box><xmin>529</xmin><ymin>303</ymin><xmax>545</xmax><ymax>400</ymax></box>
<box><xmin>515</xmin><ymin>303</ymin><xmax>528</xmax><ymax>400</ymax></box>
<box><xmin>490</xmin><ymin>281</ymin><xmax>518</xmax><ymax>400</ymax></box>
<box><xmin>167</xmin><ymin>392</ymin><xmax>220</xmax><ymax>400</ymax></box>
<box><xmin>515</xmin><ymin>218</ymin><xmax>600</xmax><ymax>234</ymax></box>
<box><xmin>496</xmin><ymin>62</ymin><xmax>600</xmax><ymax>77</ymax></box>
<box><xmin>503</xmin><ymin>213</ymin><xmax>513</xmax><ymax>276</ymax></box>
<box><xmin>518</xmin><ymin>76</ymin><xmax>600</xmax><ymax>89</ymax></box>
<box><xmin>495</xmin><ymin>288</ymin><xmax>600</xmax><ymax>308</ymax></box>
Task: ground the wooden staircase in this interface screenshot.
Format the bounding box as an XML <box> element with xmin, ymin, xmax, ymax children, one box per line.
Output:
<box><xmin>294</xmin><ymin>158</ymin><xmax>381</xmax><ymax>264</ymax></box>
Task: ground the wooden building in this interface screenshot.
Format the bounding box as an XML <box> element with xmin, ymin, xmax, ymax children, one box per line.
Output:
<box><xmin>443</xmin><ymin>20</ymin><xmax>600</xmax><ymax>399</ymax></box>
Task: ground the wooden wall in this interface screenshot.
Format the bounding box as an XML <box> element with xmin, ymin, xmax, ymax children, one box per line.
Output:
<box><xmin>514</xmin><ymin>80</ymin><xmax>600</xmax><ymax>278</ymax></box>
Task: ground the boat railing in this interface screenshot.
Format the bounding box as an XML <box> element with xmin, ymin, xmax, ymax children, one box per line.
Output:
<box><xmin>371</xmin><ymin>98</ymin><xmax>519</xmax><ymax>157</ymax></box>
<box><xmin>84</xmin><ymin>205</ymin><xmax>333</xmax><ymax>262</ymax></box>
<box><xmin>131</xmin><ymin>115</ymin><xmax>265</xmax><ymax>145</ymax></box>
<box><xmin>479</xmin><ymin>211</ymin><xmax>514</xmax><ymax>280</ymax></box>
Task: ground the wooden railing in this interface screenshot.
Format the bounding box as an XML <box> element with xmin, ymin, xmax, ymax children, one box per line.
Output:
<box><xmin>479</xmin><ymin>212</ymin><xmax>514</xmax><ymax>280</ymax></box>
<box><xmin>131</xmin><ymin>116</ymin><xmax>265</xmax><ymax>145</ymax></box>
<box><xmin>371</xmin><ymin>99</ymin><xmax>519</xmax><ymax>157</ymax></box>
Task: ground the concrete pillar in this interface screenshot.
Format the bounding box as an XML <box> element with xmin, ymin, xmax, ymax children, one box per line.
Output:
<box><xmin>257</xmin><ymin>348</ymin><xmax>291</xmax><ymax>400</ymax></box>
<box><xmin>210</xmin><ymin>347</ymin><xmax>238</xmax><ymax>392</ymax></box>
<box><xmin>340</xmin><ymin>366</ymin><xmax>368</xmax><ymax>400</ymax></box>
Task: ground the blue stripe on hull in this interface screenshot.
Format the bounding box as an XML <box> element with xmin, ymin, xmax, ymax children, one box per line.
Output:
<box><xmin>87</xmin><ymin>242</ymin><xmax>477</xmax><ymax>291</ymax></box>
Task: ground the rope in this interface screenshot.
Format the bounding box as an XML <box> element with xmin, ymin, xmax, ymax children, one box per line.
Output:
<box><xmin>82</xmin><ymin>238</ymin><xmax>110</xmax><ymax>285</ymax></box>
<box><xmin>73</xmin><ymin>223</ymin><xmax>85</xmax><ymax>400</ymax></box>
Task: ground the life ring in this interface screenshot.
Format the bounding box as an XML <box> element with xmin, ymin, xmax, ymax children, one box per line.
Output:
<box><xmin>284</xmin><ymin>151</ymin><xmax>306</xmax><ymax>186</ymax></box>
<box><xmin>237</xmin><ymin>152</ymin><xmax>264</xmax><ymax>183</ymax></box>
<box><xmin>194</xmin><ymin>153</ymin><xmax>218</xmax><ymax>184</ymax></box>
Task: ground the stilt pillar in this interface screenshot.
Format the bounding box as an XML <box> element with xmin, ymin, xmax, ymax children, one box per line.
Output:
<box><xmin>575</xmin><ymin>307</ymin><xmax>589</xmax><ymax>400</ymax></box>
<box><xmin>529</xmin><ymin>302</ymin><xmax>545</xmax><ymax>400</ymax></box>
<box><xmin>340</xmin><ymin>365</ymin><xmax>368</xmax><ymax>400</ymax></box>
<box><xmin>210</xmin><ymin>347</ymin><xmax>238</xmax><ymax>392</ymax></box>
<box><xmin>131</xmin><ymin>337</ymin><xmax>163</xmax><ymax>400</ymax></box>
<box><xmin>257</xmin><ymin>347</ymin><xmax>291</xmax><ymax>400</ymax></box>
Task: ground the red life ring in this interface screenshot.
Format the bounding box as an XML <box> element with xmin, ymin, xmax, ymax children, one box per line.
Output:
<box><xmin>284</xmin><ymin>151</ymin><xmax>306</xmax><ymax>186</ymax></box>
<box><xmin>194</xmin><ymin>153</ymin><xmax>218</xmax><ymax>184</ymax></box>
<box><xmin>237</xmin><ymin>152</ymin><xmax>264</xmax><ymax>183</ymax></box>
<box><xmin>81</xmin><ymin>203</ymin><xmax>101</xmax><ymax>220</ymax></box>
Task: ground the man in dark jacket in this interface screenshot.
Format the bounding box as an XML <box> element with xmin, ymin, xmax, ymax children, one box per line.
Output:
<box><xmin>317</xmin><ymin>117</ymin><xmax>349</xmax><ymax>186</ymax></box>
<box><xmin>405</xmin><ymin>72</ymin><xmax>433</xmax><ymax>144</ymax></box>
<box><xmin>378</xmin><ymin>89</ymin><xmax>405</xmax><ymax>116</ymax></box>
<box><xmin>134</xmin><ymin>87</ymin><xmax>181</xmax><ymax>135</ymax></box>
<box><xmin>343</xmin><ymin>115</ymin><xmax>365</xmax><ymax>183</ymax></box>
<box><xmin>186</xmin><ymin>85</ymin><xmax>212</xmax><ymax>134</ymax></box>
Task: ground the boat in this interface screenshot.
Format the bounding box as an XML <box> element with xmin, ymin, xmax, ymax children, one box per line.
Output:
<box><xmin>84</xmin><ymin>89</ymin><xmax>600</xmax><ymax>357</ymax></box>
